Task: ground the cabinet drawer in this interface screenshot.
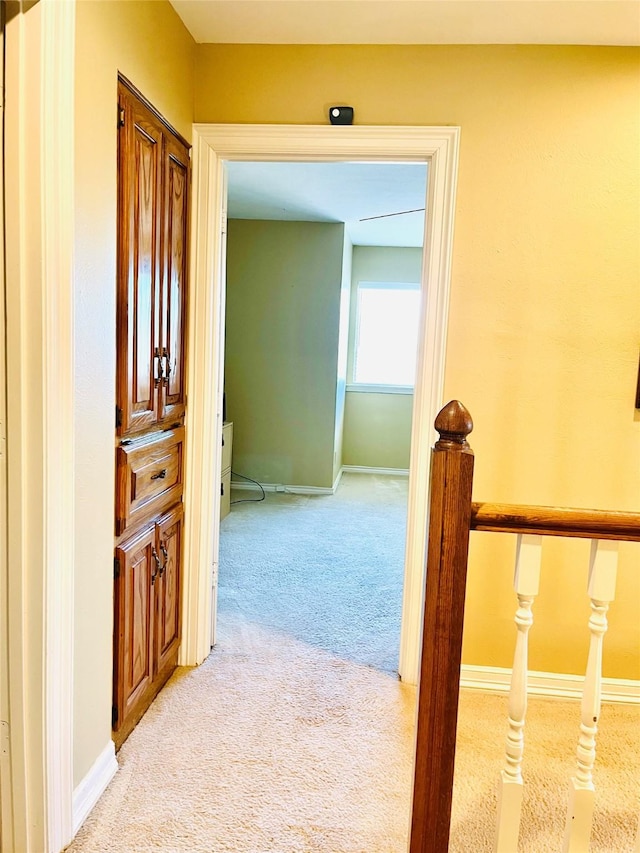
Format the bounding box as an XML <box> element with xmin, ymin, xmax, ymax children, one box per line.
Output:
<box><xmin>220</xmin><ymin>469</ymin><xmax>231</xmax><ymax>520</ymax></box>
<box><xmin>116</xmin><ymin>427</ymin><xmax>184</xmax><ymax>536</ymax></box>
<box><xmin>221</xmin><ymin>422</ymin><xmax>233</xmax><ymax>473</ymax></box>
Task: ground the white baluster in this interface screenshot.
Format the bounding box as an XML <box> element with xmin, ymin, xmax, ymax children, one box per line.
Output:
<box><xmin>562</xmin><ymin>539</ymin><xmax>619</xmax><ymax>853</ymax></box>
<box><xmin>495</xmin><ymin>534</ymin><xmax>542</xmax><ymax>853</ymax></box>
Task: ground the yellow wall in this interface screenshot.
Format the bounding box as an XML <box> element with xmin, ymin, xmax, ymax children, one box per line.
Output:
<box><xmin>195</xmin><ymin>45</ymin><xmax>640</xmax><ymax>679</ymax></box>
<box><xmin>74</xmin><ymin>0</ymin><xmax>194</xmax><ymax>787</ymax></box>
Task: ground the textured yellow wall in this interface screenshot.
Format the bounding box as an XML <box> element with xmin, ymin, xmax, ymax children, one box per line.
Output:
<box><xmin>74</xmin><ymin>0</ymin><xmax>194</xmax><ymax>787</ymax></box>
<box><xmin>195</xmin><ymin>45</ymin><xmax>640</xmax><ymax>679</ymax></box>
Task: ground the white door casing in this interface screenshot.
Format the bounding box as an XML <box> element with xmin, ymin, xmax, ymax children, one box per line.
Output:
<box><xmin>182</xmin><ymin>124</ymin><xmax>460</xmax><ymax>684</ymax></box>
<box><xmin>3</xmin><ymin>1</ymin><xmax>75</xmax><ymax>851</ymax></box>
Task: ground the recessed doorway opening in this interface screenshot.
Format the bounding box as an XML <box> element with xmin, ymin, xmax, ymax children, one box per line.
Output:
<box><xmin>219</xmin><ymin>159</ymin><xmax>428</xmax><ymax>677</ymax></box>
<box><xmin>181</xmin><ymin>124</ymin><xmax>461</xmax><ymax>692</ymax></box>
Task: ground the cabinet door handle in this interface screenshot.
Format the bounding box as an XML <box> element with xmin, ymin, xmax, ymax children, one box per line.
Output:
<box><xmin>159</xmin><ymin>543</ymin><xmax>168</xmax><ymax>577</ymax></box>
<box><xmin>154</xmin><ymin>348</ymin><xmax>164</xmax><ymax>383</ymax></box>
<box><xmin>162</xmin><ymin>347</ymin><xmax>171</xmax><ymax>379</ymax></box>
<box><xmin>151</xmin><ymin>548</ymin><xmax>161</xmax><ymax>584</ymax></box>
<box><xmin>150</xmin><ymin>469</ymin><xmax>167</xmax><ymax>480</ymax></box>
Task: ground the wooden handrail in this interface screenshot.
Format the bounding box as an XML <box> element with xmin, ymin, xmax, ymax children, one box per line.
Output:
<box><xmin>471</xmin><ymin>503</ymin><xmax>640</xmax><ymax>542</ymax></box>
<box><xmin>410</xmin><ymin>399</ymin><xmax>640</xmax><ymax>853</ymax></box>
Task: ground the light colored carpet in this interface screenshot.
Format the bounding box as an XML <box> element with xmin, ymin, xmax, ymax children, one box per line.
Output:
<box><xmin>220</xmin><ymin>473</ymin><xmax>410</xmax><ymax>674</ymax></box>
<box><xmin>67</xmin><ymin>475</ymin><xmax>639</xmax><ymax>852</ymax></box>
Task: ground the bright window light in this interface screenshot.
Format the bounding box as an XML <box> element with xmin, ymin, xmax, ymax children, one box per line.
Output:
<box><xmin>353</xmin><ymin>283</ymin><xmax>421</xmax><ymax>387</ymax></box>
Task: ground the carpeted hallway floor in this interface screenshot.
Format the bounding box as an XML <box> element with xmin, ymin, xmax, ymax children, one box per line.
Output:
<box><xmin>67</xmin><ymin>474</ymin><xmax>639</xmax><ymax>852</ymax></box>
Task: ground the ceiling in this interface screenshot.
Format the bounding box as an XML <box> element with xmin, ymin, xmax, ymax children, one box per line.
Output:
<box><xmin>169</xmin><ymin>0</ymin><xmax>640</xmax><ymax>45</ymax></box>
<box><xmin>227</xmin><ymin>162</ymin><xmax>429</xmax><ymax>246</ymax></box>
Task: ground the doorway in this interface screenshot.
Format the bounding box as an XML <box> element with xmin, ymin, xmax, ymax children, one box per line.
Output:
<box><xmin>181</xmin><ymin>124</ymin><xmax>460</xmax><ymax>688</ymax></box>
<box><xmin>219</xmin><ymin>160</ymin><xmax>427</xmax><ymax>674</ymax></box>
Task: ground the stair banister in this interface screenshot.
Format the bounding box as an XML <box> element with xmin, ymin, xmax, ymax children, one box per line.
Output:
<box><xmin>409</xmin><ymin>400</ymin><xmax>475</xmax><ymax>853</ymax></box>
<box><xmin>409</xmin><ymin>400</ymin><xmax>640</xmax><ymax>853</ymax></box>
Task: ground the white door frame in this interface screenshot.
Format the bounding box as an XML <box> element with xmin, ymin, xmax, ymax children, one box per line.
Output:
<box><xmin>3</xmin><ymin>1</ymin><xmax>75</xmax><ymax>851</ymax></box>
<box><xmin>182</xmin><ymin>124</ymin><xmax>460</xmax><ymax>685</ymax></box>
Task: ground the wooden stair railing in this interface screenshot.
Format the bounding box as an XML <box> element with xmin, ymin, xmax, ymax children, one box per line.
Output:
<box><xmin>409</xmin><ymin>400</ymin><xmax>640</xmax><ymax>853</ymax></box>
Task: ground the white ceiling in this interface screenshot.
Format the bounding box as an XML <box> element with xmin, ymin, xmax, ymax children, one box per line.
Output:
<box><xmin>227</xmin><ymin>162</ymin><xmax>429</xmax><ymax>246</ymax></box>
<box><xmin>170</xmin><ymin>0</ymin><xmax>640</xmax><ymax>45</ymax></box>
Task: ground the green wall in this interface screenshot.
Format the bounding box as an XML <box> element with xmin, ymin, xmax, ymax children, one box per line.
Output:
<box><xmin>225</xmin><ymin>220</ymin><xmax>345</xmax><ymax>489</ymax></box>
<box><xmin>343</xmin><ymin>393</ymin><xmax>415</xmax><ymax>469</ymax></box>
<box><xmin>343</xmin><ymin>246</ymin><xmax>423</xmax><ymax>470</ymax></box>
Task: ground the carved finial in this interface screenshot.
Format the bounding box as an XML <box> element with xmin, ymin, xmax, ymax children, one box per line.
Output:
<box><xmin>434</xmin><ymin>400</ymin><xmax>473</xmax><ymax>450</ymax></box>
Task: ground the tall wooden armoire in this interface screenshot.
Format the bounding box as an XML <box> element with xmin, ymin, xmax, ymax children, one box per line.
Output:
<box><xmin>112</xmin><ymin>75</ymin><xmax>190</xmax><ymax>748</ymax></box>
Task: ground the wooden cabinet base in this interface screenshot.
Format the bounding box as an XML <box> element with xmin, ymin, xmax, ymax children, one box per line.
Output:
<box><xmin>112</xmin><ymin>652</ymin><xmax>178</xmax><ymax>751</ymax></box>
<box><xmin>113</xmin><ymin>505</ymin><xmax>183</xmax><ymax>750</ymax></box>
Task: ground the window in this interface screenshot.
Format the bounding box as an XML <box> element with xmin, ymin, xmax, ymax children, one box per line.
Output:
<box><xmin>352</xmin><ymin>282</ymin><xmax>421</xmax><ymax>390</ymax></box>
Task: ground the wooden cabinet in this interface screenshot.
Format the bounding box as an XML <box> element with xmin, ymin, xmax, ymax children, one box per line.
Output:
<box><xmin>221</xmin><ymin>422</ymin><xmax>233</xmax><ymax>520</ymax></box>
<box><xmin>116</xmin><ymin>78</ymin><xmax>189</xmax><ymax>438</ymax></box>
<box><xmin>113</xmin><ymin>76</ymin><xmax>190</xmax><ymax>749</ymax></box>
<box><xmin>113</xmin><ymin>505</ymin><xmax>183</xmax><ymax>746</ymax></box>
<box><xmin>113</xmin><ymin>525</ymin><xmax>156</xmax><ymax>731</ymax></box>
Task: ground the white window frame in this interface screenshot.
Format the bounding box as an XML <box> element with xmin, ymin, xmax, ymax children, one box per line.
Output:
<box><xmin>348</xmin><ymin>280</ymin><xmax>421</xmax><ymax>394</ymax></box>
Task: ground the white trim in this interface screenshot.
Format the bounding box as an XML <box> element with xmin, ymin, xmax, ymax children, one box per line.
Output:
<box><xmin>399</xmin><ymin>125</ymin><xmax>460</xmax><ymax>685</ymax></box>
<box><xmin>460</xmin><ymin>665</ymin><xmax>640</xmax><ymax>705</ymax></box>
<box><xmin>186</xmin><ymin>124</ymin><xmax>460</xmax><ymax>681</ymax></box>
<box><xmin>180</xmin><ymin>144</ymin><xmax>225</xmax><ymax>666</ymax></box>
<box><xmin>4</xmin><ymin>2</ymin><xmax>76</xmax><ymax>850</ymax></box>
<box><xmin>346</xmin><ymin>384</ymin><xmax>414</xmax><ymax>395</ymax></box>
<box><xmin>0</xmin><ymin>12</ymin><xmax>10</xmax><ymax>852</ymax></box>
<box><xmin>72</xmin><ymin>742</ymin><xmax>118</xmax><ymax>836</ymax></box>
<box><xmin>42</xmin><ymin>1</ymin><xmax>75</xmax><ymax>848</ymax></box>
<box><xmin>342</xmin><ymin>465</ymin><xmax>410</xmax><ymax>476</ymax></box>
<box><xmin>231</xmin><ymin>477</ymin><xmax>341</xmax><ymax>496</ymax></box>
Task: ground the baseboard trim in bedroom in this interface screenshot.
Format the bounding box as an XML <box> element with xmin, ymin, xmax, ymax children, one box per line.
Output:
<box><xmin>341</xmin><ymin>465</ymin><xmax>410</xmax><ymax>476</ymax></box>
<box><xmin>231</xmin><ymin>482</ymin><xmax>338</xmax><ymax>496</ymax></box>
<box><xmin>460</xmin><ymin>664</ymin><xmax>640</xmax><ymax>705</ymax></box>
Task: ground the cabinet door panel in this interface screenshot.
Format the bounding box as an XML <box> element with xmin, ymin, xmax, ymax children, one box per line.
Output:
<box><xmin>117</xmin><ymin>85</ymin><xmax>162</xmax><ymax>436</ymax></box>
<box><xmin>155</xmin><ymin>504</ymin><xmax>183</xmax><ymax>675</ymax></box>
<box><xmin>114</xmin><ymin>525</ymin><xmax>156</xmax><ymax>729</ymax></box>
<box><xmin>160</xmin><ymin>137</ymin><xmax>189</xmax><ymax>423</ymax></box>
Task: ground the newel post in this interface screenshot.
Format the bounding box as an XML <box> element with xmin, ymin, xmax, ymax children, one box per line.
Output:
<box><xmin>410</xmin><ymin>400</ymin><xmax>475</xmax><ymax>853</ymax></box>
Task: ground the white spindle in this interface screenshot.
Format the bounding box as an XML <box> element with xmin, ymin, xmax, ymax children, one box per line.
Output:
<box><xmin>495</xmin><ymin>534</ymin><xmax>543</xmax><ymax>853</ymax></box>
<box><xmin>562</xmin><ymin>539</ymin><xmax>619</xmax><ymax>853</ymax></box>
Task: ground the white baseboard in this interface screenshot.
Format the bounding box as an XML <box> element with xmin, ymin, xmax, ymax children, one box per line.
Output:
<box><xmin>231</xmin><ymin>481</ymin><xmax>337</xmax><ymax>496</ymax></box>
<box><xmin>460</xmin><ymin>664</ymin><xmax>640</xmax><ymax>705</ymax></box>
<box><xmin>72</xmin><ymin>740</ymin><xmax>118</xmax><ymax>835</ymax></box>
<box><xmin>341</xmin><ymin>465</ymin><xmax>410</xmax><ymax>476</ymax></box>
<box><xmin>229</xmin><ymin>466</ymin><xmax>406</xmax><ymax>498</ymax></box>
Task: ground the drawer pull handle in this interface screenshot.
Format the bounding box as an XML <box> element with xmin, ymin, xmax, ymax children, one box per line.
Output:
<box><xmin>151</xmin><ymin>469</ymin><xmax>167</xmax><ymax>480</ymax></box>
